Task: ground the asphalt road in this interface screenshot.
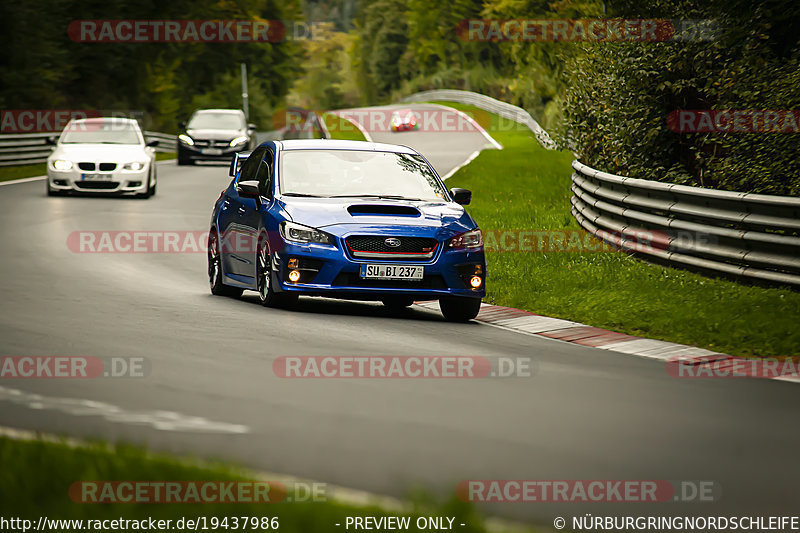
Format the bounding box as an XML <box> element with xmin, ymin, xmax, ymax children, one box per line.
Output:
<box><xmin>0</xmin><ymin>105</ymin><xmax>798</xmax><ymax>526</ymax></box>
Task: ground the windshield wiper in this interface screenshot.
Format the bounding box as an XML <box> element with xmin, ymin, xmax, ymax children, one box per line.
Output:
<box><xmin>329</xmin><ymin>194</ymin><xmax>424</xmax><ymax>201</ymax></box>
<box><xmin>281</xmin><ymin>192</ymin><xmax>329</xmax><ymax>198</ymax></box>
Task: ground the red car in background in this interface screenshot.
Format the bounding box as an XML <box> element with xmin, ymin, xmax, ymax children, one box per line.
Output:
<box><xmin>390</xmin><ymin>109</ymin><xmax>419</xmax><ymax>132</ymax></box>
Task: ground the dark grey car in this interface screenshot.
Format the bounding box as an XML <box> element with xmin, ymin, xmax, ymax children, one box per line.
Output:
<box><xmin>177</xmin><ymin>109</ymin><xmax>255</xmax><ymax>165</ymax></box>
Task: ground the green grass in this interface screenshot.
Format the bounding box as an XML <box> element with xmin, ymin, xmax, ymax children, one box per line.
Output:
<box><xmin>0</xmin><ymin>162</ymin><xmax>47</xmax><ymax>182</ymax></box>
<box><xmin>0</xmin><ymin>153</ymin><xmax>176</xmax><ymax>183</ymax></box>
<box><xmin>322</xmin><ymin>112</ymin><xmax>368</xmax><ymax>141</ymax></box>
<box><xmin>0</xmin><ymin>436</ymin><xmax>513</xmax><ymax>533</ymax></box>
<box><xmin>428</xmin><ymin>101</ymin><xmax>800</xmax><ymax>359</ymax></box>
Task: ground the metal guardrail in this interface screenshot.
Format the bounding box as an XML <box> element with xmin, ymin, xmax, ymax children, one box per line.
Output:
<box><xmin>570</xmin><ymin>160</ymin><xmax>800</xmax><ymax>286</ymax></box>
<box><xmin>0</xmin><ymin>131</ymin><xmax>177</xmax><ymax>167</ymax></box>
<box><xmin>144</xmin><ymin>131</ymin><xmax>177</xmax><ymax>152</ymax></box>
<box><xmin>397</xmin><ymin>89</ymin><xmax>558</xmax><ymax>150</ymax></box>
<box><xmin>396</xmin><ymin>89</ymin><xmax>800</xmax><ymax>286</ymax></box>
<box><xmin>0</xmin><ymin>133</ymin><xmax>54</xmax><ymax>167</ymax></box>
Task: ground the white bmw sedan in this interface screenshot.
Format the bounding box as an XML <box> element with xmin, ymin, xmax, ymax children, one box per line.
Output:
<box><xmin>46</xmin><ymin>118</ymin><xmax>158</xmax><ymax>198</ymax></box>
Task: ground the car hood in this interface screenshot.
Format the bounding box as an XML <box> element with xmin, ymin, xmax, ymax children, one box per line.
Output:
<box><xmin>51</xmin><ymin>144</ymin><xmax>149</xmax><ymax>161</ymax></box>
<box><xmin>278</xmin><ymin>197</ymin><xmax>477</xmax><ymax>238</ymax></box>
<box><xmin>186</xmin><ymin>128</ymin><xmax>246</xmax><ymax>140</ymax></box>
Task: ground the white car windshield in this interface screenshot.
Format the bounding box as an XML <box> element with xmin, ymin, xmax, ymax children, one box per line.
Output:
<box><xmin>187</xmin><ymin>113</ymin><xmax>244</xmax><ymax>130</ymax></box>
<box><xmin>279</xmin><ymin>150</ymin><xmax>447</xmax><ymax>201</ymax></box>
<box><xmin>61</xmin><ymin>121</ymin><xmax>142</xmax><ymax>145</ymax></box>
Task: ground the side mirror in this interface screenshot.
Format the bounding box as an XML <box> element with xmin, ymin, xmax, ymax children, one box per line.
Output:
<box><xmin>230</xmin><ymin>151</ymin><xmax>251</xmax><ymax>177</ymax></box>
<box><xmin>236</xmin><ymin>180</ymin><xmax>261</xmax><ymax>198</ymax></box>
<box><xmin>146</xmin><ymin>139</ymin><xmax>159</xmax><ymax>147</ymax></box>
<box><xmin>44</xmin><ymin>136</ymin><xmax>57</xmax><ymax>146</ymax></box>
<box><xmin>449</xmin><ymin>188</ymin><xmax>472</xmax><ymax>205</ymax></box>
<box><xmin>178</xmin><ymin>121</ymin><xmax>187</xmax><ymax>130</ymax></box>
<box><xmin>248</xmin><ymin>123</ymin><xmax>257</xmax><ymax>131</ymax></box>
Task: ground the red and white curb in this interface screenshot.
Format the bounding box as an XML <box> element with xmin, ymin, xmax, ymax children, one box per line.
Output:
<box><xmin>414</xmin><ymin>302</ymin><xmax>800</xmax><ymax>384</ymax></box>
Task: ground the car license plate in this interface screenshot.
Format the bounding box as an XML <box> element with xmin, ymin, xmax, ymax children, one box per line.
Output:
<box><xmin>202</xmin><ymin>148</ymin><xmax>223</xmax><ymax>156</ymax></box>
<box><xmin>81</xmin><ymin>173</ymin><xmax>112</xmax><ymax>181</ymax></box>
<box><xmin>360</xmin><ymin>264</ymin><xmax>424</xmax><ymax>281</ymax></box>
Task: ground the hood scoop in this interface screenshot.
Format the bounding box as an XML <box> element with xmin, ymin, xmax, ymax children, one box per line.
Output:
<box><xmin>347</xmin><ymin>204</ymin><xmax>421</xmax><ymax>217</ymax></box>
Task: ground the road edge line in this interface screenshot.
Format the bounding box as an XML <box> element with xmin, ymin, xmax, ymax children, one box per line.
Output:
<box><xmin>0</xmin><ymin>424</ymin><xmax>534</xmax><ymax>533</ymax></box>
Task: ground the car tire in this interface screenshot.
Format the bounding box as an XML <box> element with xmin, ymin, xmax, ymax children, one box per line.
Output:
<box><xmin>208</xmin><ymin>230</ymin><xmax>243</xmax><ymax>298</ymax></box>
<box><xmin>148</xmin><ymin>166</ymin><xmax>157</xmax><ymax>197</ymax></box>
<box><xmin>257</xmin><ymin>237</ymin><xmax>297</xmax><ymax>309</ymax></box>
<box><xmin>381</xmin><ymin>296</ymin><xmax>415</xmax><ymax>310</ymax></box>
<box><xmin>137</xmin><ymin>169</ymin><xmax>153</xmax><ymax>199</ymax></box>
<box><xmin>439</xmin><ymin>297</ymin><xmax>482</xmax><ymax>322</ymax></box>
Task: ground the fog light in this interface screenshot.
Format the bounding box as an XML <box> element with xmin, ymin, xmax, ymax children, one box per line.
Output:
<box><xmin>288</xmin><ymin>269</ymin><xmax>301</xmax><ymax>282</ymax></box>
<box><xmin>287</xmin><ymin>258</ymin><xmax>299</xmax><ymax>269</ymax></box>
<box><xmin>470</xmin><ymin>275</ymin><xmax>483</xmax><ymax>288</ymax></box>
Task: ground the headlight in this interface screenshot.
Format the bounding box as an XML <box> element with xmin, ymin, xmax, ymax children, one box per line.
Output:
<box><xmin>449</xmin><ymin>229</ymin><xmax>483</xmax><ymax>249</ymax></box>
<box><xmin>123</xmin><ymin>162</ymin><xmax>145</xmax><ymax>171</ymax></box>
<box><xmin>229</xmin><ymin>136</ymin><xmax>248</xmax><ymax>147</ymax></box>
<box><xmin>280</xmin><ymin>221</ymin><xmax>334</xmax><ymax>245</ymax></box>
<box><xmin>52</xmin><ymin>160</ymin><xmax>73</xmax><ymax>171</ymax></box>
<box><xmin>178</xmin><ymin>134</ymin><xmax>194</xmax><ymax>145</ymax></box>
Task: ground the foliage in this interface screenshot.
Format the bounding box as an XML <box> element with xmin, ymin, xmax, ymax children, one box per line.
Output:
<box><xmin>0</xmin><ymin>0</ymin><xmax>304</xmax><ymax>133</ymax></box>
<box><xmin>560</xmin><ymin>0</ymin><xmax>800</xmax><ymax>194</ymax></box>
<box><xmin>286</xmin><ymin>23</ymin><xmax>361</xmax><ymax>110</ymax></box>
<box><xmin>440</xmin><ymin>102</ymin><xmax>800</xmax><ymax>358</ymax></box>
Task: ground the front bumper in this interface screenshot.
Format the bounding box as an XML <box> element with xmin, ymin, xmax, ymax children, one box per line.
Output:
<box><xmin>47</xmin><ymin>167</ymin><xmax>149</xmax><ymax>195</ymax></box>
<box><xmin>269</xmin><ymin>238</ymin><xmax>486</xmax><ymax>300</ymax></box>
<box><xmin>178</xmin><ymin>142</ymin><xmax>249</xmax><ymax>162</ymax></box>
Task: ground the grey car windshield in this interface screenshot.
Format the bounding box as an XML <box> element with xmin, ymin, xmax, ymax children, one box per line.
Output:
<box><xmin>279</xmin><ymin>150</ymin><xmax>447</xmax><ymax>200</ymax></box>
<box><xmin>60</xmin><ymin>122</ymin><xmax>141</xmax><ymax>144</ymax></box>
<box><xmin>188</xmin><ymin>113</ymin><xmax>245</xmax><ymax>130</ymax></box>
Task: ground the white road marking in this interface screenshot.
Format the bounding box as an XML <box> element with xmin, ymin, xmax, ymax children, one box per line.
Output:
<box><xmin>0</xmin><ymin>175</ymin><xmax>46</xmax><ymax>186</ymax></box>
<box><xmin>0</xmin><ymin>385</ymin><xmax>249</xmax><ymax>434</ymax></box>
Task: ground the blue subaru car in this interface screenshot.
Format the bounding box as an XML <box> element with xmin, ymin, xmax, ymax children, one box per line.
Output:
<box><xmin>208</xmin><ymin>139</ymin><xmax>486</xmax><ymax>321</ymax></box>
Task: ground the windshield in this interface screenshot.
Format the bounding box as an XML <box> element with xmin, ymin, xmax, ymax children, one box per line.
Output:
<box><xmin>279</xmin><ymin>150</ymin><xmax>447</xmax><ymax>201</ymax></box>
<box><xmin>187</xmin><ymin>112</ymin><xmax>245</xmax><ymax>130</ymax></box>
<box><xmin>60</xmin><ymin>121</ymin><xmax>142</xmax><ymax>144</ymax></box>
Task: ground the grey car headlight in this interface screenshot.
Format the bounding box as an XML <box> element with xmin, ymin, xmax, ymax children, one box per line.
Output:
<box><xmin>280</xmin><ymin>221</ymin><xmax>334</xmax><ymax>245</ymax></box>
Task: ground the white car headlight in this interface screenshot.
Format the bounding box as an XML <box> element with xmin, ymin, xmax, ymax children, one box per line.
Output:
<box><xmin>178</xmin><ymin>134</ymin><xmax>194</xmax><ymax>146</ymax></box>
<box><xmin>52</xmin><ymin>160</ymin><xmax>73</xmax><ymax>171</ymax></box>
<box><xmin>229</xmin><ymin>136</ymin><xmax>248</xmax><ymax>147</ymax></box>
<box><xmin>123</xmin><ymin>162</ymin><xmax>146</xmax><ymax>171</ymax></box>
<box><xmin>280</xmin><ymin>221</ymin><xmax>334</xmax><ymax>245</ymax></box>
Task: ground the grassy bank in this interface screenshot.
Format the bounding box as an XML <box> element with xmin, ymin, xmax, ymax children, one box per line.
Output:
<box><xmin>322</xmin><ymin>112</ymin><xmax>368</xmax><ymax>141</ymax></box>
<box><xmin>0</xmin><ymin>435</ymin><xmax>505</xmax><ymax>533</ymax></box>
<box><xmin>430</xmin><ymin>101</ymin><xmax>800</xmax><ymax>359</ymax></box>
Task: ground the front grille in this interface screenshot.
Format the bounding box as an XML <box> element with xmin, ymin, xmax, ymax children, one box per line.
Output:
<box><xmin>78</xmin><ymin>162</ymin><xmax>95</xmax><ymax>171</ymax></box>
<box><xmin>99</xmin><ymin>163</ymin><xmax>116</xmax><ymax>171</ymax></box>
<box><xmin>332</xmin><ymin>272</ymin><xmax>447</xmax><ymax>290</ymax></box>
<box><xmin>75</xmin><ymin>181</ymin><xmax>118</xmax><ymax>190</ymax></box>
<box><xmin>192</xmin><ymin>139</ymin><xmax>231</xmax><ymax>148</ymax></box>
<box><xmin>345</xmin><ymin>235</ymin><xmax>438</xmax><ymax>261</ymax></box>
